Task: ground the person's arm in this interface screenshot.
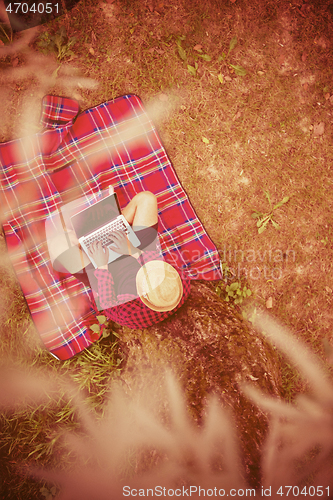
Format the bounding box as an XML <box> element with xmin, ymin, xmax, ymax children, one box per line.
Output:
<box><xmin>109</xmin><ymin>231</ymin><xmax>162</xmax><ymax>265</ymax></box>
<box><xmin>94</xmin><ymin>268</ymin><xmax>118</xmax><ymax>309</ymax></box>
<box><xmin>109</xmin><ymin>231</ymin><xmax>141</xmax><ymax>258</ymax></box>
<box><xmin>89</xmin><ymin>241</ymin><xmax>118</xmax><ymax>308</ymax></box>
<box><xmin>131</xmin><ymin>249</ymin><xmax>142</xmax><ymax>260</ymax></box>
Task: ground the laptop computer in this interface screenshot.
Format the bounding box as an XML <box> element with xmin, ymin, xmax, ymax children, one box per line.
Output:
<box><xmin>70</xmin><ymin>192</ymin><xmax>141</xmax><ymax>269</ymax></box>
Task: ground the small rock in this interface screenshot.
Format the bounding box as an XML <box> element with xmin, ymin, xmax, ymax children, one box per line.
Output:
<box><xmin>299</xmin><ymin>117</ymin><xmax>311</xmax><ymax>133</ymax></box>
<box><xmin>233</xmin><ymin>110</ymin><xmax>242</xmax><ymax>121</ymax></box>
<box><xmin>313</xmin><ymin>122</ymin><xmax>325</xmax><ymax>137</ymax></box>
<box><xmin>316</xmin><ymin>36</ymin><xmax>327</xmax><ymax>49</ymax></box>
<box><xmin>72</xmin><ymin>93</ymin><xmax>85</xmax><ymax>102</ymax></box>
<box><xmin>158</xmin><ymin>93</ymin><xmax>168</xmax><ymax>101</ymax></box>
<box><xmin>266</xmin><ymin>297</ymin><xmax>273</xmax><ymax>309</ymax></box>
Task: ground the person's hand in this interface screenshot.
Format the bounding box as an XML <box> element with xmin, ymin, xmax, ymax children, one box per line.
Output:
<box><xmin>88</xmin><ymin>241</ymin><xmax>109</xmax><ymax>268</ymax></box>
<box><xmin>109</xmin><ymin>230</ymin><xmax>138</xmax><ymax>256</ymax></box>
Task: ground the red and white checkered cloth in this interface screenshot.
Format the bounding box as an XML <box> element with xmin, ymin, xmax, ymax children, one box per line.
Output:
<box><xmin>0</xmin><ymin>94</ymin><xmax>222</xmax><ymax>360</ymax></box>
<box><xmin>93</xmin><ymin>250</ymin><xmax>191</xmax><ymax>329</ymax></box>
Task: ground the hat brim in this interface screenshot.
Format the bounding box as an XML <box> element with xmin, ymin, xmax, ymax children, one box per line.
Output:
<box><xmin>136</xmin><ymin>261</ymin><xmax>183</xmax><ymax>312</ymax></box>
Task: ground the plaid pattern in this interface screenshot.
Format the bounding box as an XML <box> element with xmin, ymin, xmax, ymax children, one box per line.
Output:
<box><xmin>95</xmin><ymin>267</ymin><xmax>190</xmax><ymax>329</ymax></box>
<box><xmin>40</xmin><ymin>95</ymin><xmax>80</xmax><ymax>129</ymax></box>
<box><xmin>0</xmin><ymin>94</ymin><xmax>222</xmax><ymax>360</ymax></box>
<box><xmin>94</xmin><ymin>249</ymin><xmax>163</xmax><ymax>309</ymax></box>
<box><xmin>94</xmin><ymin>248</ymin><xmax>190</xmax><ymax>328</ymax></box>
<box><xmin>95</xmin><ymin>246</ymin><xmax>190</xmax><ymax>329</ymax></box>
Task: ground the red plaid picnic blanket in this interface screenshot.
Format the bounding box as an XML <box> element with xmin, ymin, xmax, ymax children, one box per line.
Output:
<box><xmin>0</xmin><ymin>94</ymin><xmax>222</xmax><ymax>360</ymax></box>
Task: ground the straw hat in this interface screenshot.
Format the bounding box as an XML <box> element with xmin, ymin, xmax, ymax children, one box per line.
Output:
<box><xmin>136</xmin><ymin>260</ymin><xmax>183</xmax><ymax>312</ymax></box>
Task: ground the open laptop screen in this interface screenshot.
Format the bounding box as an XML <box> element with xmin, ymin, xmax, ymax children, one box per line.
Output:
<box><xmin>71</xmin><ymin>193</ymin><xmax>121</xmax><ymax>239</ymax></box>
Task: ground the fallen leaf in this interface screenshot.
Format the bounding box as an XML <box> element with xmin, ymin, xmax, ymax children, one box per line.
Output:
<box><xmin>229</xmin><ymin>64</ymin><xmax>247</xmax><ymax>76</ymax></box>
<box><xmin>90</xmin><ymin>323</ymin><xmax>100</xmax><ymax>333</ymax></box>
<box><xmin>316</xmin><ymin>36</ymin><xmax>327</xmax><ymax>49</ymax></box>
<box><xmin>302</xmin><ymin>51</ymin><xmax>308</xmax><ymax>62</ymax></box>
<box><xmin>218</xmin><ymin>73</ymin><xmax>224</xmax><ymax>84</ymax></box>
<box><xmin>279</xmin><ymin>53</ymin><xmax>285</xmax><ymax>65</ymax></box>
<box><xmin>198</xmin><ymin>53</ymin><xmax>211</xmax><ymax>61</ymax></box>
<box><xmin>324</xmin><ymin>93</ymin><xmax>330</xmax><ymax>100</ymax></box>
<box><xmin>202</xmin><ymin>137</ymin><xmax>210</xmax><ymax>144</ymax></box>
<box><xmin>193</xmin><ymin>44</ymin><xmax>202</xmax><ymax>52</ymax></box>
<box><xmin>233</xmin><ymin>110</ymin><xmax>242</xmax><ymax>121</ymax></box>
<box><xmin>313</xmin><ymin>122</ymin><xmax>325</xmax><ymax>137</ymax></box>
<box><xmin>297</xmin><ymin>7</ymin><xmax>306</xmax><ymax>18</ymax></box>
<box><xmin>299</xmin><ymin>117</ymin><xmax>311</xmax><ymax>133</ymax></box>
<box><xmin>187</xmin><ymin>64</ymin><xmax>197</xmax><ymax>77</ymax></box>
<box><xmin>72</xmin><ymin>93</ymin><xmax>85</xmax><ymax>102</ymax></box>
<box><xmin>266</xmin><ymin>297</ymin><xmax>273</xmax><ymax>309</ymax></box>
<box><xmin>177</xmin><ymin>43</ymin><xmax>186</xmax><ymax>61</ymax></box>
<box><xmin>89</xmin><ymin>47</ymin><xmax>95</xmax><ymax>55</ymax></box>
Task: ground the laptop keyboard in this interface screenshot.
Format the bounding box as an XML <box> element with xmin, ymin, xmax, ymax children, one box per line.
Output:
<box><xmin>83</xmin><ymin>219</ymin><xmax>128</xmax><ymax>249</ymax></box>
